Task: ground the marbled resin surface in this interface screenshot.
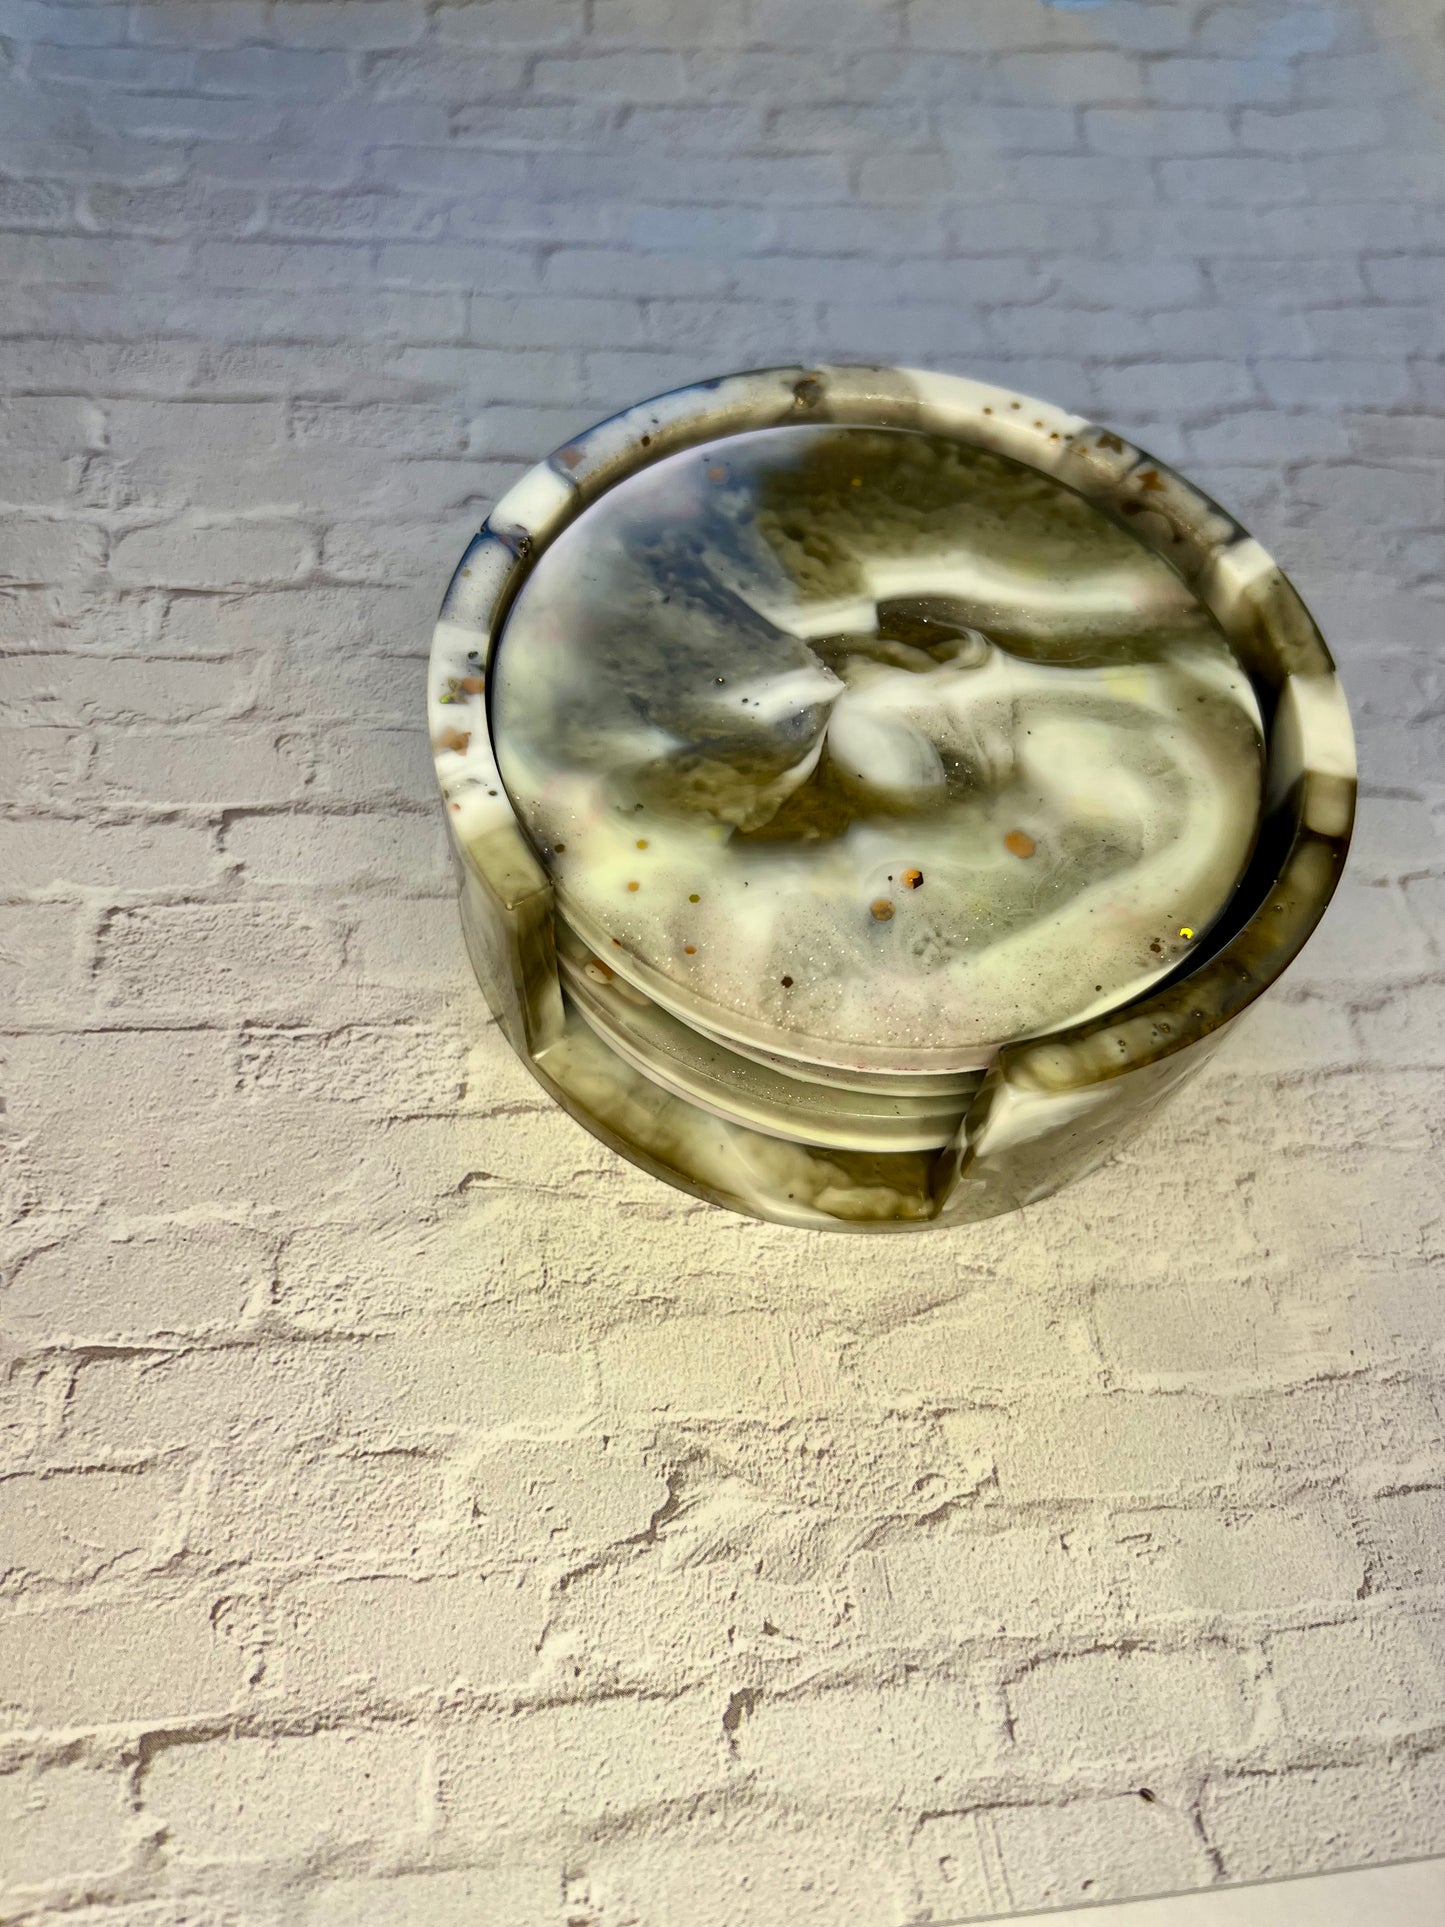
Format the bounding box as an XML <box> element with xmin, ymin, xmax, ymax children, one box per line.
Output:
<box><xmin>492</xmin><ymin>424</ymin><xmax>1264</xmax><ymax>1072</ymax></box>
<box><xmin>430</xmin><ymin>365</ymin><xmax>1354</xmax><ymax>1229</ymax></box>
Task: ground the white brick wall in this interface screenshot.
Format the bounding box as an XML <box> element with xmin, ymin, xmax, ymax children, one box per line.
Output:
<box><xmin>1</xmin><ymin>1</ymin><xmax>1442</xmax><ymax>1920</ymax></box>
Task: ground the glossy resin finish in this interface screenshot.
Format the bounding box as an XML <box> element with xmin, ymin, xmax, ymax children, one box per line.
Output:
<box><xmin>430</xmin><ymin>366</ymin><xmax>1355</xmax><ymax>1231</ymax></box>
<box><xmin>491</xmin><ymin>422</ymin><xmax>1264</xmax><ymax>1075</ymax></box>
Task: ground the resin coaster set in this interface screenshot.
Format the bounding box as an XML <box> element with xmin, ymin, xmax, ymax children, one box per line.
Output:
<box><xmin>429</xmin><ymin>366</ymin><xmax>1354</xmax><ymax>1231</ymax></box>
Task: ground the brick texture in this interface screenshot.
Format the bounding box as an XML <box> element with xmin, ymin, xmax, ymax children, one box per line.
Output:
<box><xmin>2</xmin><ymin>2</ymin><xmax>1443</xmax><ymax>1922</ymax></box>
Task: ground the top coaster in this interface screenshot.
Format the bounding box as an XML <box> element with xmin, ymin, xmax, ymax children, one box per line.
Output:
<box><xmin>489</xmin><ymin>420</ymin><xmax>1264</xmax><ymax>1074</ymax></box>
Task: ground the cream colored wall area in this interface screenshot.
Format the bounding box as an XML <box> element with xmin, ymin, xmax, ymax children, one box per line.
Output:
<box><xmin>1</xmin><ymin>2</ymin><xmax>1443</xmax><ymax>1922</ymax></box>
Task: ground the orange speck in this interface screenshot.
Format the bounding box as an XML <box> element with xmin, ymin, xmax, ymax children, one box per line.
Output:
<box><xmin>902</xmin><ymin>867</ymin><xmax>923</xmax><ymax>889</ymax></box>
<box><xmin>626</xmin><ymin>880</ymin><xmax>640</xmax><ymax>892</ymax></box>
<box><xmin>708</xmin><ymin>465</ymin><xmax>727</xmax><ymax>481</ymax></box>
<box><xmin>450</xmin><ymin>801</ymin><xmax>461</xmax><ymax>812</ymax></box>
<box><xmin>434</xmin><ymin>727</ymin><xmax>470</xmax><ymax>754</ymax></box>
<box><xmin>870</xmin><ymin>898</ymin><xmax>895</xmax><ymax>922</ymax></box>
<box><xmin>850</xmin><ymin>476</ymin><xmax>862</xmax><ymax>486</ymax></box>
<box><xmin>684</xmin><ymin>943</ymin><xmax>697</xmax><ymax>955</ymax></box>
<box><xmin>459</xmin><ymin>675</ymin><xmax>485</xmax><ymax>693</ymax></box>
<box><xmin>1005</xmin><ymin>829</ymin><xmax>1036</xmax><ymax>859</ymax></box>
<box><xmin>636</xmin><ymin>837</ymin><xmax>649</xmax><ymax>849</ymax></box>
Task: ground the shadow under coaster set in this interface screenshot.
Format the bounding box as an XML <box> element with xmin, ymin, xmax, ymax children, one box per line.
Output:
<box><xmin>427</xmin><ymin>365</ymin><xmax>1355</xmax><ymax>1231</ymax></box>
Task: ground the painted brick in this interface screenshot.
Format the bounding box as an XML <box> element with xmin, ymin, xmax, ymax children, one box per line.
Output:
<box><xmin>929</xmin><ymin>1794</ymin><xmax>1212</xmax><ymax>1916</ymax></box>
<box><xmin>342</xmin><ymin>895</ymin><xmax>471</xmax><ymax>988</ymax></box>
<box><xmin>1266</xmin><ymin>1614</ymin><xmax>1445</xmax><ymax>1743</ymax></box>
<box><xmin>1145</xmin><ymin>56</ymin><xmax>1294</xmax><ymax>107</ymax></box>
<box><xmin>0</xmin><ymin>1225</ymin><xmax>264</xmax><ymax>1343</ymax></box>
<box><xmin>1113</xmin><ymin>1506</ymin><xmax>1367</xmax><ymax>1618</ymax></box>
<box><xmin>0</xmin><ymin>1762</ymin><xmax>129</xmax><ymax>1888</ymax></box>
<box><xmin>739</xmin><ymin>1681</ymin><xmax>999</xmax><ymax>1805</ymax></box>
<box><xmin>439</xmin><ymin>1694</ymin><xmax>729</xmax><ymax>1840</ymax></box>
<box><xmin>195</xmin><ymin>1449</ymin><xmax>442</xmax><ymax>1572</ymax></box>
<box><xmin>1009</xmin><ymin>1647</ymin><xmax>1256</xmax><ymax>1767</ymax></box>
<box><xmin>979</xmin><ymin>1393</ymin><xmax>1235</xmax><ymax>1504</ymax></box>
<box><xmin>270</xmin><ymin>1198</ymin><xmax>547</xmax><ymax>1333</ymax></box>
<box><xmin>1083</xmin><ymin>105</ymin><xmax>1232</xmax><ymax>155</ymax></box>
<box><xmin>31</xmin><ymin>45</ymin><xmax>195</xmax><ymax>91</ymax></box>
<box><xmin>309</xmin><ymin>724</ymin><xmax>435</xmax><ymax>806</ymax></box>
<box><xmin>532</xmin><ymin>52</ymin><xmax>690</xmax><ymax>99</ymax></box>
<box><xmin>269</xmin><ymin>1573</ymin><xmax>543</xmax><ymax>1702</ymax></box>
<box><xmin>0</xmin><ymin>1468</ymin><xmax>175</xmax><ymax>1583</ymax></box>
<box><xmin>459</xmin><ymin>1436</ymin><xmax>665</xmax><ymax>1563</ymax></box>
<box><xmin>220</xmin><ymin>809</ymin><xmax>448</xmax><ymax>892</ymax></box>
<box><xmin>300</xmin><ymin>1867</ymin><xmax>558</xmax><ymax>1927</ymax></box>
<box><xmin>1363</xmin><ymin>1488</ymin><xmax>1445</xmax><ymax>1592</ymax></box>
<box><xmin>597</xmin><ymin>1315</ymin><xmax>843</xmax><ymax>1416</ymax></box>
<box><xmin>539</xmin><ymin>1551</ymin><xmax>844</xmax><ymax>1699</ymax></box>
<box><xmin>60</xmin><ymin>1331</ymin><xmax>593</xmax><ymax>1464</ymax></box>
<box><xmin>93</xmin><ymin>728</ymin><xmax>310</xmax><ymax>807</ymax></box>
<box><xmin>1203</xmin><ymin>1754</ymin><xmax>1445</xmax><ymax>1881</ymax></box>
<box><xmin>1233</xmin><ymin>1376</ymin><xmax>1445</xmax><ymax>1488</ymax></box>
<box><xmin>0</xmin><ymin>652</ymin><xmax>252</xmax><ymax>723</ymax></box>
<box><xmin>125</xmin><ymin>4</ymin><xmax>271</xmax><ymax>46</ymax></box>
<box><xmin>0</xmin><ymin>818</ymin><xmax>217</xmax><ymax>894</ymax></box>
<box><xmin>109</xmin><ymin>519</ymin><xmax>314</xmax><ymax>590</ymax></box>
<box><xmin>1091</xmin><ymin>1279</ymin><xmax>1354</xmax><ymax>1385</ymax></box>
<box><xmin>0</xmin><ymin>1598</ymin><xmax>246</xmax><ymax>1729</ymax></box>
<box><xmin>0</xmin><ymin>904</ymin><xmax>84</xmax><ymax>1021</ymax></box>
<box><xmin>992</xmin><ymin>51</ymin><xmax>1145</xmax><ymax>103</ymax></box>
<box><xmin>271</xmin><ymin>3</ymin><xmax>427</xmax><ymax>50</ymax></box>
<box><xmin>854</xmin><ymin>1289</ymin><xmax>1089</xmax><ymax>1404</ymax></box>
<box><xmin>236</xmin><ymin>1022</ymin><xmax>467</xmax><ymax>1113</ymax></box>
<box><xmin>142</xmin><ymin>1729</ymin><xmax>426</xmax><ymax>1860</ymax></box>
<box><xmin>95</xmin><ymin>903</ymin><xmax>343</xmax><ymax>1019</ymax></box>
<box><xmin>3</xmin><ymin>515</ymin><xmax>105</xmax><ymax>584</ymax></box>
<box><xmin>846</xmin><ymin>1526</ymin><xmax>1122</xmax><ymax>1644</ymax></box>
<box><xmin>193</xmin><ymin>47</ymin><xmax>351</xmax><ymax>97</ymax></box>
<box><xmin>574</xmin><ymin>1812</ymin><xmax>906</xmax><ymax>1927</ymax></box>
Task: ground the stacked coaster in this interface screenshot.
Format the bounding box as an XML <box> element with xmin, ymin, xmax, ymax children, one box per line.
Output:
<box><xmin>430</xmin><ymin>368</ymin><xmax>1353</xmax><ymax>1228</ymax></box>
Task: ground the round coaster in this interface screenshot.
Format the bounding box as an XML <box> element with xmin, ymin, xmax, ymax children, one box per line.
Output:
<box><xmin>491</xmin><ymin>421</ymin><xmax>1264</xmax><ymax>1074</ymax></box>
